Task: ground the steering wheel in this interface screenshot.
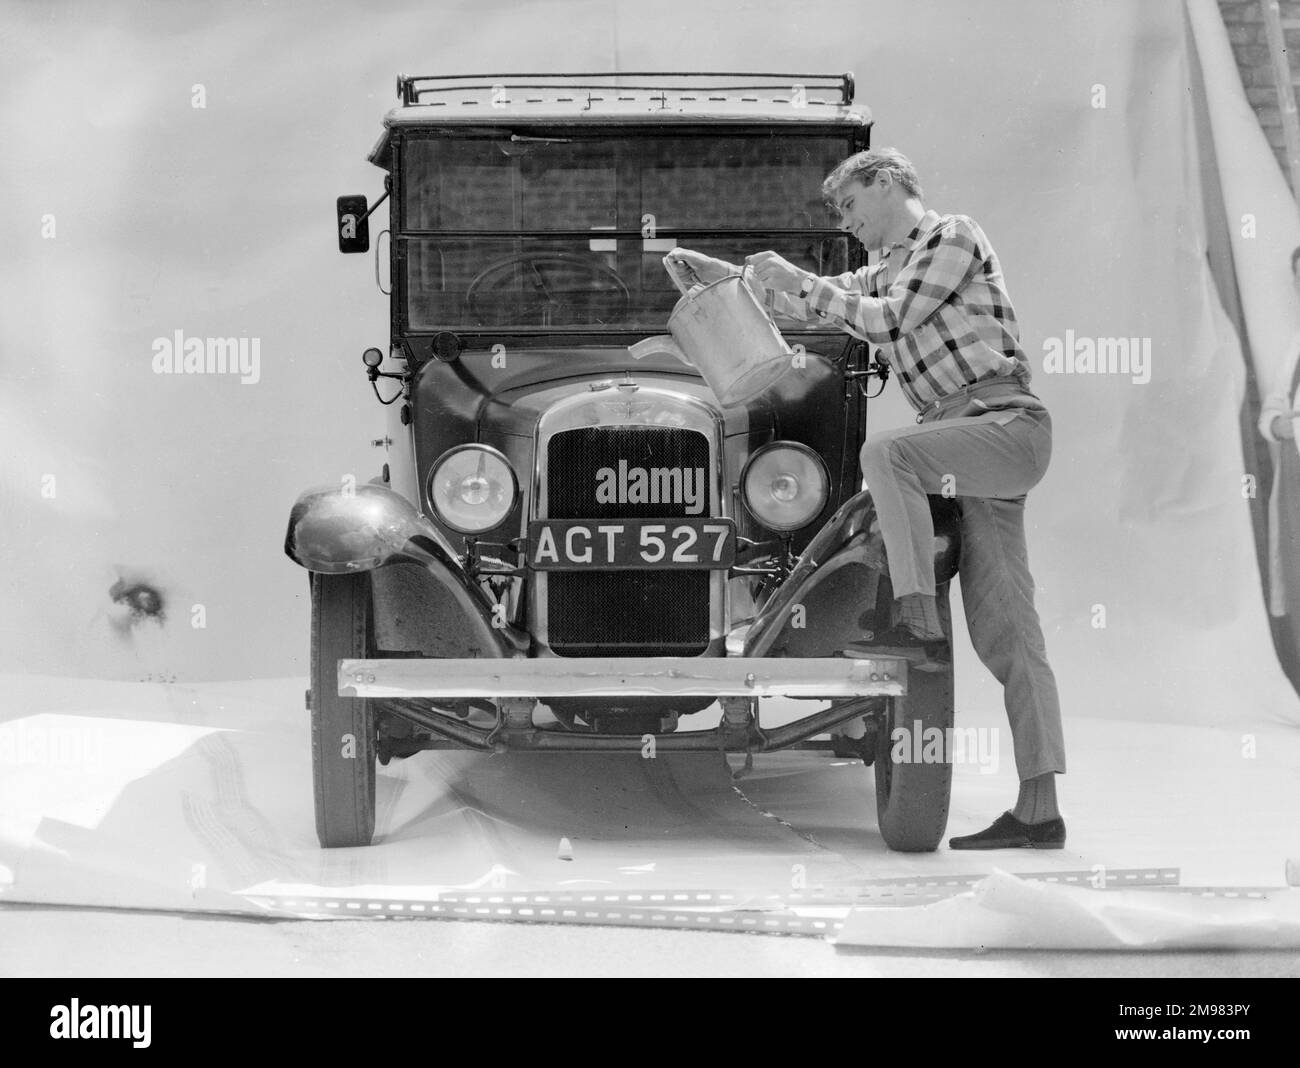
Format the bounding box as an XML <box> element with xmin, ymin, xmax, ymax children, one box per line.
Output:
<box><xmin>466</xmin><ymin>253</ymin><xmax>632</xmax><ymax>327</ymax></box>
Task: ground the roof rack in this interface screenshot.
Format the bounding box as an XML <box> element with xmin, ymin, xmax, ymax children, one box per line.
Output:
<box><xmin>395</xmin><ymin>71</ymin><xmax>855</xmax><ymax>109</ymax></box>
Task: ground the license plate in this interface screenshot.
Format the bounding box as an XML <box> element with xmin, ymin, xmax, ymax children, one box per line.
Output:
<box><xmin>528</xmin><ymin>518</ymin><xmax>736</xmax><ymax>570</ymax></box>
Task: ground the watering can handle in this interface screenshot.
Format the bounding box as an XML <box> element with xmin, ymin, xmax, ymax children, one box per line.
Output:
<box><xmin>661</xmin><ymin>257</ymin><xmax>776</xmax><ymax>322</ymax></box>
<box><xmin>740</xmin><ymin>263</ymin><xmax>778</xmax><ymax>319</ymax></box>
<box><xmin>663</xmin><ymin>256</ymin><xmax>774</xmax><ymax>313</ymax></box>
<box><xmin>664</xmin><ymin>255</ymin><xmax>696</xmax><ymax>298</ymax></box>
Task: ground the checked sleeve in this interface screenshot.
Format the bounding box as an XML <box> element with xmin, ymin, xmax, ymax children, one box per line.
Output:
<box><xmin>1258</xmin><ymin>333</ymin><xmax>1300</xmax><ymax>443</ymax></box>
<box><xmin>765</xmin><ymin>262</ymin><xmax>886</xmax><ymax>323</ymax></box>
<box><xmin>801</xmin><ymin>218</ymin><xmax>986</xmax><ymax>344</ymax></box>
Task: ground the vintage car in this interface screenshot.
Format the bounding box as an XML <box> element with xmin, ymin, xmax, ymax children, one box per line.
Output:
<box><xmin>285</xmin><ymin>72</ymin><xmax>960</xmax><ymax>852</ymax></box>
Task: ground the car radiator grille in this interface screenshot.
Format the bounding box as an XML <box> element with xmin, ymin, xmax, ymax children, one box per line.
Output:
<box><xmin>545</xmin><ymin>426</ymin><xmax>711</xmax><ymax>657</ymax></box>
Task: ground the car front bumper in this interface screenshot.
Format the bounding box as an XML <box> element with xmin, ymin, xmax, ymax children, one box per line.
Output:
<box><xmin>338</xmin><ymin>655</ymin><xmax>908</xmax><ymax>754</ymax></box>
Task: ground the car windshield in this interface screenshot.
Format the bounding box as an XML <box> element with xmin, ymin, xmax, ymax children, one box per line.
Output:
<box><xmin>399</xmin><ymin>133</ymin><xmax>855</xmax><ymax>333</ymax></box>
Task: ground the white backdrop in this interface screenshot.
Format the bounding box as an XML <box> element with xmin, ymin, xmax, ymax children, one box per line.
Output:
<box><xmin>2</xmin><ymin>0</ymin><xmax>1296</xmax><ymax>733</ymax></box>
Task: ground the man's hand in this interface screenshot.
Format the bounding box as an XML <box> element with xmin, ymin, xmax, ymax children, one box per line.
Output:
<box><xmin>1272</xmin><ymin>412</ymin><xmax>1299</xmax><ymax>440</ymax></box>
<box><xmin>667</xmin><ymin>249</ymin><xmax>737</xmax><ymax>288</ymax></box>
<box><xmin>745</xmin><ymin>251</ymin><xmax>812</xmax><ymax>295</ymax></box>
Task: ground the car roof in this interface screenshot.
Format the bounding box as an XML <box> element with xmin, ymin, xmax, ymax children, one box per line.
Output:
<box><xmin>368</xmin><ymin>72</ymin><xmax>871</xmax><ymax>168</ymax></box>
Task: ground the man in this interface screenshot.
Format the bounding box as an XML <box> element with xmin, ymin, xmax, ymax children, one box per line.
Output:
<box><xmin>1257</xmin><ymin>246</ymin><xmax>1300</xmax><ymax>624</ymax></box>
<box><xmin>671</xmin><ymin>148</ymin><xmax>1066</xmax><ymax>849</ymax></box>
<box><xmin>1257</xmin><ymin>246</ymin><xmax>1300</xmax><ymax>447</ymax></box>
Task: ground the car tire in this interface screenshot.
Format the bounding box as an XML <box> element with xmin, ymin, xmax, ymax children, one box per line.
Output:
<box><xmin>872</xmin><ymin>654</ymin><xmax>954</xmax><ymax>852</ymax></box>
<box><xmin>310</xmin><ymin>571</ymin><xmax>377</xmax><ymax>848</ymax></box>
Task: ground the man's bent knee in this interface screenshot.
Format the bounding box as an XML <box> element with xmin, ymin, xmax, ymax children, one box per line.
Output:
<box><xmin>859</xmin><ymin>431</ymin><xmax>902</xmax><ymax>475</ymax></box>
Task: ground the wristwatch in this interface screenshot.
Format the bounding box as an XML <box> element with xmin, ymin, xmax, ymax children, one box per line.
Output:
<box><xmin>797</xmin><ymin>274</ymin><xmax>815</xmax><ymax>299</ymax></box>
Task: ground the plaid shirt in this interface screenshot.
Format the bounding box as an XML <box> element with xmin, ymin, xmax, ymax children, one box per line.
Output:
<box><xmin>774</xmin><ymin>209</ymin><xmax>1030</xmax><ymax>412</ymax></box>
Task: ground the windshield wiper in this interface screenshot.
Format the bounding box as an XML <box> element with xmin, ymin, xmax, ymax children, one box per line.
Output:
<box><xmin>509</xmin><ymin>133</ymin><xmax>572</xmax><ymax>143</ymax></box>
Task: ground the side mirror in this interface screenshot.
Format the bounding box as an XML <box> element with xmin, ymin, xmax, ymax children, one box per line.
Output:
<box><xmin>336</xmin><ymin>195</ymin><xmax>370</xmax><ymax>254</ymax></box>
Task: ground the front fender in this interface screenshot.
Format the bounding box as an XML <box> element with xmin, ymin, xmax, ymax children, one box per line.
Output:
<box><xmin>744</xmin><ymin>490</ymin><xmax>959</xmax><ymax>657</ymax></box>
<box><xmin>284</xmin><ymin>482</ymin><xmax>526</xmax><ymax>656</ymax></box>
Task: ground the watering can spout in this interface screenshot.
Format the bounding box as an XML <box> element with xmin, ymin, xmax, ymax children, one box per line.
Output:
<box><xmin>629</xmin><ymin>335</ymin><xmax>693</xmax><ymax>367</ymax></box>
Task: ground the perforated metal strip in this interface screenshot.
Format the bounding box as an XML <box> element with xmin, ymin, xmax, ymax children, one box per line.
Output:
<box><xmin>234</xmin><ymin>867</ymin><xmax>1208</xmax><ymax>929</ymax></box>
<box><xmin>242</xmin><ymin>892</ymin><xmax>842</xmax><ymax>936</ymax></box>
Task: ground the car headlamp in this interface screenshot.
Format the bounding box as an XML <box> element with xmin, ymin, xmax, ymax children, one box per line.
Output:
<box><xmin>741</xmin><ymin>442</ymin><xmax>829</xmax><ymax>532</ymax></box>
<box><xmin>428</xmin><ymin>444</ymin><xmax>518</xmax><ymax>534</ymax></box>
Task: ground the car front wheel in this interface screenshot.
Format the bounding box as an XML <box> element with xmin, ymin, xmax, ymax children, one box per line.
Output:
<box><xmin>872</xmin><ymin>654</ymin><xmax>954</xmax><ymax>852</ymax></box>
<box><xmin>309</xmin><ymin>571</ymin><xmax>377</xmax><ymax>848</ymax></box>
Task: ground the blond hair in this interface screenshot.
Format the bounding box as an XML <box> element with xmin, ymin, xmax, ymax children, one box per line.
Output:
<box><xmin>822</xmin><ymin>148</ymin><xmax>924</xmax><ymax>201</ymax></box>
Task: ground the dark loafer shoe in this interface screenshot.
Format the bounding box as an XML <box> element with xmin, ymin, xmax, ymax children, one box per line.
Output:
<box><xmin>948</xmin><ymin>811</ymin><xmax>1066</xmax><ymax>850</ymax></box>
<box><xmin>843</xmin><ymin>626</ymin><xmax>950</xmax><ymax>672</ymax></box>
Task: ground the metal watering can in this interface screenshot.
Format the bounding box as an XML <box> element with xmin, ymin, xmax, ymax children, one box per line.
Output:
<box><xmin>629</xmin><ymin>256</ymin><xmax>793</xmax><ymax>407</ymax></box>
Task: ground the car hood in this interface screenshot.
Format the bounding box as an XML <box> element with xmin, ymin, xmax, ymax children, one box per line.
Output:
<box><xmin>480</xmin><ymin>371</ymin><xmax>776</xmax><ymax>438</ymax></box>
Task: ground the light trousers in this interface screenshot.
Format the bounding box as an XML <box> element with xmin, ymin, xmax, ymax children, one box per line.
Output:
<box><xmin>858</xmin><ymin>401</ymin><xmax>1066</xmax><ymax>780</ymax></box>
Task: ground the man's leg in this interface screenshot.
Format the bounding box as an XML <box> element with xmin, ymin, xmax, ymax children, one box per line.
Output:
<box><xmin>858</xmin><ymin>408</ymin><xmax>1053</xmax><ymax>640</ymax></box>
<box><xmin>955</xmin><ymin>494</ymin><xmax>1066</xmax><ymax>783</ymax></box>
<box><xmin>859</xmin><ymin>408</ymin><xmax>1067</xmax><ymax>845</ymax></box>
<box><xmin>947</xmin><ymin>492</ymin><xmax>1067</xmax><ymax>848</ymax></box>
